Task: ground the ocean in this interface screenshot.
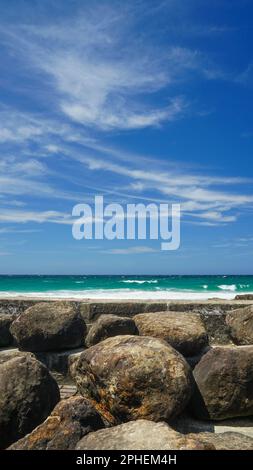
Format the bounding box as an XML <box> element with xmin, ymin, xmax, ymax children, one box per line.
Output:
<box><xmin>0</xmin><ymin>275</ymin><xmax>252</xmax><ymax>300</ymax></box>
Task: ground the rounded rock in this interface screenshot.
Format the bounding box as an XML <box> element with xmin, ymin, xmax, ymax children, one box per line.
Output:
<box><xmin>74</xmin><ymin>335</ymin><xmax>193</xmax><ymax>422</ymax></box>
<box><xmin>85</xmin><ymin>314</ymin><xmax>138</xmax><ymax>347</ymax></box>
<box><xmin>134</xmin><ymin>311</ymin><xmax>208</xmax><ymax>356</ymax></box>
<box><xmin>8</xmin><ymin>396</ymin><xmax>106</xmax><ymax>450</ymax></box>
<box><xmin>226</xmin><ymin>305</ymin><xmax>253</xmax><ymax>345</ymax></box>
<box><xmin>191</xmin><ymin>346</ymin><xmax>253</xmax><ymax>420</ymax></box>
<box><xmin>10</xmin><ymin>302</ymin><xmax>86</xmax><ymax>351</ymax></box>
<box><xmin>76</xmin><ymin>419</ymin><xmax>214</xmax><ymax>450</ymax></box>
<box><xmin>0</xmin><ymin>353</ymin><xmax>60</xmax><ymax>448</ymax></box>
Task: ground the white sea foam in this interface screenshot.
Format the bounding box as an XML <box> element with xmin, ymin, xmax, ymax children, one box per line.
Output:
<box><xmin>218</xmin><ymin>284</ymin><xmax>237</xmax><ymax>291</ymax></box>
<box><xmin>0</xmin><ymin>288</ymin><xmax>248</xmax><ymax>300</ymax></box>
<box><xmin>121</xmin><ymin>280</ymin><xmax>158</xmax><ymax>284</ymax></box>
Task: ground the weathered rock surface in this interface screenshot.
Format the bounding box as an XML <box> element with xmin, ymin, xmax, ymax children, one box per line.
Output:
<box><xmin>199</xmin><ymin>310</ymin><xmax>231</xmax><ymax>345</ymax></box>
<box><xmin>80</xmin><ymin>302</ymin><xmax>167</xmax><ymax>322</ymax></box>
<box><xmin>74</xmin><ymin>335</ymin><xmax>193</xmax><ymax>422</ymax></box>
<box><xmin>235</xmin><ymin>294</ymin><xmax>253</xmax><ymax>300</ymax></box>
<box><xmin>0</xmin><ymin>354</ymin><xmax>60</xmax><ymax>449</ymax></box>
<box><xmin>0</xmin><ymin>314</ymin><xmax>14</xmax><ymax>347</ymax></box>
<box><xmin>170</xmin><ymin>412</ymin><xmax>253</xmax><ymax>438</ymax></box>
<box><xmin>0</xmin><ymin>348</ymin><xmax>35</xmax><ymax>365</ymax></box>
<box><xmin>76</xmin><ymin>419</ymin><xmax>214</xmax><ymax>450</ymax></box>
<box><xmin>85</xmin><ymin>314</ymin><xmax>138</xmax><ymax>347</ymax></box>
<box><xmin>10</xmin><ymin>302</ymin><xmax>86</xmax><ymax>351</ymax></box>
<box><xmin>8</xmin><ymin>396</ymin><xmax>106</xmax><ymax>450</ymax></box>
<box><xmin>191</xmin><ymin>432</ymin><xmax>253</xmax><ymax>450</ymax></box>
<box><xmin>191</xmin><ymin>346</ymin><xmax>253</xmax><ymax>420</ymax></box>
<box><xmin>226</xmin><ymin>305</ymin><xmax>253</xmax><ymax>345</ymax></box>
<box><xmin>134</xmin><ymin>312</ymin><xmax>208</xmax><ymax>356</ymax></box>
<box><xmin>68</xmin><ymin>350</ymin><xmax>83</xmax><ymax>379</ymax></box>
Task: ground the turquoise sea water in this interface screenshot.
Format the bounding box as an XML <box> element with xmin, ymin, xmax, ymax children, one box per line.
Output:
<box><xmin>0</xmin><ymin>275</ymin><xmax>253</xmax><ymax>299</ymax></box>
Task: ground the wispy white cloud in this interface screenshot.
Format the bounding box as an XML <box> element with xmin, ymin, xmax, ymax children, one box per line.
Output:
<box><xmin>63</xmin><ymin>97</ymin><xmax>187</xmax><ymax>130</ymax></box>
<box><xmin>103</xmin><ymin>246</ymin><xmax>158</xmax><ymax>255</ymax></box>
<box><xmin>0</xmin><ymin>151</ymin><xmax>86</xmax><ymax>203</ymax></box>
<box><xmin>0</xmin><ymin>3</ymin><xmax>226</xmax><ymax>131</ymax></box>
<box><xmin>0</xmin><ymin>157</ymin><xmax>47</xmax><ymax>176</ymax></box>
<box><xmin>0</xmin><ymin>107</ymin><xmax>251</xmax><ymax>225</ymax></box>
<box><xmin>0</xmin><ymin>2</ymin><xmax>251</xmax><ymax>230</ymax></box>
<box><xmin>0</xmin><ymin>108</ymin><xmax>75</xmax><ymax>145</ymax></box>
<box><xmin>0</xmin><ymin>227</ymin><xmax>41</xmax><ymax>234</ymax></box>
<box><xmin>213</xmin><ymin>236</ymin><xmax>253</xmax><ymax>249</ymax></box>
<box><xmin>0</xmin><ymin>209</ymin><xmax>74</xmax><ymax>225</ymax></box>
<box><xmin>235</xmin><ymin>62</ymin><xmax>253</xmax><ymax>85</ymax></box>
<box><xmin>68</xmin><ymin>149</ymin><xmax>253</xmax><ymax>223</ymax></box>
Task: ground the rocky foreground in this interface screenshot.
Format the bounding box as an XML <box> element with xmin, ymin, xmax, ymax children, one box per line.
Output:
<box><xmin>0</xmin><ymin>299</ymin><xmax>253</xmax><ymax>450</ymax></box>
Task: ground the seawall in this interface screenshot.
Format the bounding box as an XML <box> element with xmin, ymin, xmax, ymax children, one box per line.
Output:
<box><xmin>0</xmin><ymin>297</ymin><xmax>252</xmax><ymax>342</ymax></box>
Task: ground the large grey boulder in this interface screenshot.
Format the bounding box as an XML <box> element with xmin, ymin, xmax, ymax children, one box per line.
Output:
<box><xmin>191</xmin><ymin>432</ymin><xmax>253</xmax><ymax>450</ymax></box>
<box><xmin>73</xmin><ymin>335</ymin><xmax>193</xmax><ymax>422</ymax></box>
<box><xmin>226</xmin><ymin>305</ymin><xmax>253</xmax><ymax>345</ymax></box>
<box><xmin>0</xmin><ymin>349</ymin><xmax>35</xmax><ymax>365</ymax></box>
<box><xmin>0</xmin><ymin>353</ymin><xmax>60</xmax><ymax>449</ymax></box>
<box><xmin>10</xmin><ymin>302</ymin><xmax>86</xmax><ymax>351</ymax></box>
<box><xmin>134</xmin><ymin>311</ymin><xmax>208</xmax><ymax>356</ymax></box>
<box><xmin>191</xmin><ymin>346</ymin><xmax>253</xmax><ymax>420</ymax></box>
<box><xmin>76</xmin><ymin>419</ymin><xmax>214</xmax><ymax>450</ymax></box>
<box><xmin>8</xmin><ymin>396</ymin><xmax>106</xmax><ymax>450</ymax></box>
<box><xmin>0</xmin><ymin>314</ymin><xmax>14</xmax><ymax>347</ymax></box>
<box><xmin>85</xmin><ymin>314</ymin><xmax>138</xmax><ymax>347</ymax></box>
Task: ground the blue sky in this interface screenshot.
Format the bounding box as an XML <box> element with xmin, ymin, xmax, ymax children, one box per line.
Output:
<box><xmin>0</xmin><ymin>0</ymin><xmax>253</xmax><ymax>275</ymax></box>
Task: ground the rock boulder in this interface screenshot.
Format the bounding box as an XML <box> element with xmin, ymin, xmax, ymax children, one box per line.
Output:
<box><xmin>8</xmin><ymin>396</ymin><xmax>106</xmax><ymax>450</ymax></box>
<box><xmin>85</xmin><ymin>314</ymin><xmax>138</xmax><ymax>347</ymax></box>
<box><xmin>134</xmin><ymin>311</ymin><xmax>208</xmax><ymax>356</ymax></box>
<box><xmin>0</xmin><ymin>349</ymin><xmax>35</xmax><ymax>365</ymax></box>
<box><xmin>76</xmin><ymin>419</ymin><xmax>214</xmax><ymax>450</ymax></box>
<box><xmin>10</xmin><ymin>302</ymin><xmax>86</xmax><ymax>351</ymax></box>
<box><xmin>226</xmin><ymin>305</ymin><xmax>253</xmax><ymax>345</ymax></box>
<box><xmin>190</xmin><ymin>432</ymin><xmax>253</xmax><ymax>450</ymax></box>
<box><xmin>191</xmin><ymin>346</ymin><xmax>253</xmax><ymax>420</ymax></box>
<box><xmin>74</xmin><ymin>335</ymin><xmax>193</xmax><ymax>422</ymax></box>
<box><xmin>0</xmin><ymin>353</ymin><xmax>60</xmax><ymax>449</ymax></box>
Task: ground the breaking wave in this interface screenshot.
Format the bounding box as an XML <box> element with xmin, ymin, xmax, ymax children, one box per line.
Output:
<box><xmin>121</xmin><ymin>279</ymin><xmax>158</xmax><ymax>284</ymax></box>
<box><xmin>218</xmin><ymin>284</ymin><xmax>237</xmax><ymax>291</ymax></box>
